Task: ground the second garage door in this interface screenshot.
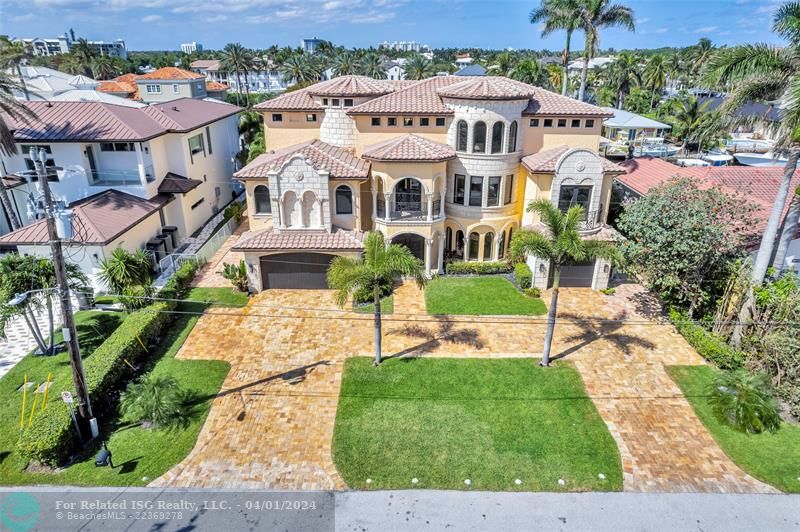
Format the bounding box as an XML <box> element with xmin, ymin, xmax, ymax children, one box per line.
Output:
<box><xmin>260</xmin><ymin>253</ymin><xmax>337</xmax><ymax>289</ymax></box>
<box><xmin>551</xmin><ymin>261</ymin><xmax>595</xmax><ymax>288</ymax></box>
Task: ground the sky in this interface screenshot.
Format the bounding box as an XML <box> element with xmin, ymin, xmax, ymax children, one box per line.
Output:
<box><xmin>0</xmin><ymin>0</ymin><xmax>787</xmax><ymax>52</ymax></box>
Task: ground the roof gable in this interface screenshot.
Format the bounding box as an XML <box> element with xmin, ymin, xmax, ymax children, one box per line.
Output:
<box><xmin>362</xmin><ymin>134</ymin><xmax>455</xmax><ymax>162</ymax></box>
<box><xmin>235</xmin><ymin>139</ymin><xmax>370</xmax><ymax>180</ymax></box>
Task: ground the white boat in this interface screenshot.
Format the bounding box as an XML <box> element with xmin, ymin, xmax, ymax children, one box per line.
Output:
<box><xmin>702</xmin><ymin>154</ymin><xmax>733</xmax><ymax>166</ymax></box>
<box><xmin>733</xmin><ymin>152</ymin><xmax>788</xmax><ymax>167</ymax></box>
<box><xmin>633</xmin><ymin>137</ymin><xmax>679</xmax><ymax>157</ymax></box>
<box><xmin>726</xmin><ymin>138</ymin><xmax>773</xmax><ymax>153</ymax></box>
<box><xmin>677</xmin><ymin>158</ymin><xmax>711</xmax><ymax>167</ymax></box>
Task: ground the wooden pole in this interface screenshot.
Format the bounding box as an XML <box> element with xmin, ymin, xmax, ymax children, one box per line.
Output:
<box><xmin>40</xmin><ymin>372</ymin><xmax>52</xmax><ymax>412</ymax></box>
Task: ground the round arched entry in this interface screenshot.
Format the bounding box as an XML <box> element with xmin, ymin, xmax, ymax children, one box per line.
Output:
<box><xmin>392</xmin><ymin>233</ymin><xmax>425</xmax><ymax>261</ymax></box>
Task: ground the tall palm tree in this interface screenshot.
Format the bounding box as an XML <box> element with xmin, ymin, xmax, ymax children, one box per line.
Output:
<box><xmin>510</xmin><ymin>200</ymin><xmax>617</xmax><ymax>366</ymax></box>
<box><xmin>91</xmin><ymin>55</ymin><xmax>116</xmax><ymax>80</ymax></box>
<box><xmin>773</xmin><ymin>186</ymin><xmax>800</xmax><ymax>272</ymax></box>
<box><xmin>278</xmin><ymin>54</ymin><xmax>316</xmax><ymax>85</ymax></box>
<box><xmin>602</xmin><ymin>51</ymin><xmax>641</xmax><ymax>108</ymax></box>
<box><xmin>691</xmin><ymin>38</ymin><xmax>715</xmax><ymax>78</ymax></box>
<box><xmin>509</xmin><ymin>58</ymin><xmax>543</xmax><ymax>85</ymax></box>
<box><xmin>220</xmin><ymin>43</ymin><xmax>250</xmax><ymax>106</ymax></box>
<box><xmin>405</xmin><ymin>53</ymin><xmax>434</xmax><ymax>80</ymax></box>
<box><xmin>0</xmin><ymin>37</ymin><xmax>32</xmax><ymax>100</ymax></box>
<box><xmin>530</xmin><ymin>0</ymin><xmax>582</xmax><ymax>96</ymax></box>
<box><xmin>361</xmin><ymin>53</ymin><xmax>386</xmax><ymax>79</ymax></box>
<box><xmin>490</xmin><ymin>51</ymin><xmax>514</xmax><ymax>76</ymax></box>
<box><xmin>546</xmin><ymin>63</ymin><xmax>564</xmax><ymax>91</ymax></box>
<box><xmin>70</xmin><ymin>38</ymin><xmax>95</xmax><ymax>77</ymax></box>
<box><xmin>576</xmin><ymin>0</ymin><xmax>636</xmax><ymax>102</ymax></box>
<box><xmin>0</xmin><ymin>72</ymin><xmax>35</xmax><ymax>231</ymax></box>
<box><xmin>332</xmin><ymin>51</ymin><xmax>360</xmax><ymax>76</ymax></box>
<box><xmin>327</xmin><ymin>232</ymin><xmax>426</xmax><ymax>365</ymax></box>
<box><xmin>671</xmin><ymin>96</ymin><xmax>712</xmax><ymax>154</ymax></box>
<box><xmin>642</xmin><ymin>54</ymin><xmax>667</xmax><ymax>109</ymax></box>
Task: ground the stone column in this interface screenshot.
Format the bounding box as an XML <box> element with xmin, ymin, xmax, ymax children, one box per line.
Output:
<box><xmin>426</xmin><ymin>193</ymin><xmax>434</xmax><ymax>222</ymax></box>
<box><xmin>424</xmin><ymin>237</ymin><xmax>433</xmax><ymax>277</ymax></box>
<box><xmin>437</xmin><ymin>233</ymin><xmax>445</xmax><ymax>274</ymax></box>
<box><xmin>135</xmin><ymin>142</ymin><xmax>147</xmax><ymax>186</ymax></box>
<box><xmin>383</xmin><ymin>192</ymin><xmax>391</xmax><ymax>222</ymax></box>
<box><xmin>439</xmin><ymin>188</ymin><xmax>446</xmax><ymax>219</ymax></box>
<box><xmin>371</xmin><ymin>184</ymin><xmax>378</xmax><ymax>221</ymax></box>
<box><xmin>317</xmin><ymin>198</ymin><xmax>325</xmax><ymax>229</ymax></box>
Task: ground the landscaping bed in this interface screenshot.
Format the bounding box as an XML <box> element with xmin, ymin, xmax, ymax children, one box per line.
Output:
<box><xmin>668</xmin><ymin>365</ymin><xmax>800</xmax><ymax>493</ymax></box>
<box><xmin>353</xmin><ymin>296</ymin><xmax>394</xmax><ymax>315</ymax></box>
<box><xmin>332</xmin><ymin>357</ymin><xmax>622</xmax><ymax>491</ymax></box>
<box><xmin>425</xmin><ymin>276</ymin><xmax>546</xmax><ymax>315</ymax></box>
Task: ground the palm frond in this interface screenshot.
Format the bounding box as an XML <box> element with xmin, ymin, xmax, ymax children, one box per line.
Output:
<box><xmin>510</xmin><ymin>229</ymin><xmax>554</xmax><ymax>261</ymax></box>
<box><xmin>326</xmin><ymin>257</ymin><xmax>369</xmax><ymax>308</ymax></box>
<box><xmin>702</xmin><ymin>44</ymin><xmax>791</xmax><ymax>88</ymax></box>
<box><xmin>774</xmin><ymin>1</ymin><xmax>800</xmax><ymax>44</ymax></box>
<box><xmin>527</xmin><ymin>199</ymin><xmax>564</xmax><ymax>236</ymax></box>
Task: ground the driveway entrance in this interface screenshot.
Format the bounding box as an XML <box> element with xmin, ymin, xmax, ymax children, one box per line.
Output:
<box><xmin>260</xmin><ymin>253</ymin><xmax>337</xmax><ymax>289</ymax></box>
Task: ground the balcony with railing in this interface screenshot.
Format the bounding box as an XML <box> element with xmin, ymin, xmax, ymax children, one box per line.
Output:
<box><xmin>89</xmin><ymin>165</ymin><xmax>156</xmax><ymax>186</ymax></box>
<box><xmin>577</xmin><ymin>208</ymin><xmax>604</xmax><ymax>233</ymax></box>
<box><xmin>376</xmin><ymin>193</ymin><xmax>443</xmax><ymax>222</ymax></box>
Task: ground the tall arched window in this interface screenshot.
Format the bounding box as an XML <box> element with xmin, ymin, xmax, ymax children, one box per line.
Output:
<box><xmin>335</xmin><ymin>185</ymin><xmax>353</xmax><ymax>214</ymax></box>
<box><xmin>455</xmin><ymin>230</ymin><xmax>464</xmax><ymax>258</ymax></box>
<box><xmin>497</xmin><ymin>230</ymin><xmax>506</xmax><ymax>259</ymax></box>
<box><xmin>483</xmin><ymin>232</ymin><xmax>494</xmax><ymax>261</ymax></box>
<box><xmin>507</xmin><ymin>121</ymin><xmax>518</xmax><ymax>153</ymax></box>
<box><xmin>491</xmin><ymin>122</ymin><xmax>505</xmax><ymax>154</ymax></box>
<box><xmin>472</xmin><ymin>121</ymin><xmax>487</xmax><ymax>153</ymax></box>
<box><xmin>254</xmin><ymin>185</ymin><xmax>271</xmax><ymax>214</ymax></box>
<box><xmin>468</xmin><ymin>232</ymin><xmax>480</xmax><ymax>260</ymax></box>
<box><xmin>456</xmin><ymin>120</ymin><xmax>468</xmax><ymax>152</ymax></box>
<box><xmin>445</xmin><ymin>227</ymin><xmax>453</xmax><ymax>252</ymax></box>
<box><xmin>507</xmin><ymin>227</ymin><xmax>513</xmax><ymax>254</ymax></box>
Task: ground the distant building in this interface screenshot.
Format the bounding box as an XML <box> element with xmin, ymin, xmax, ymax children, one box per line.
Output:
<box><xmin>12</xmin><ymin>32</ymin><xmax>127</xmax><ymax>59</ymax></box>
<box><xmin>98</xmin><ymin>67</ymin><xmax>229</xmax><ymax>103</ymax></box>
<box><xmin>181</xmin><ymin>42</ymin><xmax>203</xmax><ymax>54</ymax></box>
<box><xmin>301</xmin><ymin>38</ymin><xmax>324</xmax><ymax>54</ymax></box>
<box><xmin>454</xmin><ymin>64</ymin><xmax>486</xmax><ymax>76</ymax></box>
<box><xmin>5</xmin><ymin>65</ymin><xmax>98</xmax><ymax>100</ymax></box>
<box><xmin>379</xmin><ymin>40</ymin><xmax>430</xmax><ymax>53</ymax></box>
<box><xmin>568</xmin><ymin>57</ymin><xmax>613</xmax><ymax>71</ymax></box>
<box><xmin>190</xmin><ymin>59</ymin><xmax>287</xmax><ymax>94</ymax></box>
<box><xmin>385</xmin><ymin>61</ymin><xmax>405</xmax><ymax>81</ymax></box>
<box><xmin>454</xmin><ymin>54</ymin><xmax>473</xmax><ymax>68</ymax></box>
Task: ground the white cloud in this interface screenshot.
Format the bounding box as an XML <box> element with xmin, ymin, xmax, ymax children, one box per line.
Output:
<box><xmin>350</xmin><ymin>9</ymin><xmax>395</xmax><ymax>23</ymax></box>
<box><xmin>655</xmin><ymin>27</ymin><xmax>669</xmax><ymax>34</ymax></box>
<box><xmin>206</xmin><ymin>14</ymin><xmax>228</xmax><ymax>22</ymax></box>
<box><xmin>10</xmin><ymin>13</ymin><xmax>35</xmax><ymax>22</ymax></box>
<box><xmin>141</xmin><ymin>14</ymin><xmax>163</xmax><ymax>22</ymax></box>
<box><xmin>693</xmin><ymin>25</ymin><xmax>718</xmax><ymax>34</ymax></box>
<box><xmin>636</xmin><ymin>17</ymin><xmax>650</xmax><ymax>25</ymax></box>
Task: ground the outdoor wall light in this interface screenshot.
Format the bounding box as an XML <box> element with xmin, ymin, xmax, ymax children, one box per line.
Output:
<box><xmin>603</xmin><ymin>264</ymin><xmax>609</xmax><ymax>273</ymax></box>
<box><xmin>539</xmin><ymin>264</ymin><xmax>546</xmax><ymax>273</ymax></box>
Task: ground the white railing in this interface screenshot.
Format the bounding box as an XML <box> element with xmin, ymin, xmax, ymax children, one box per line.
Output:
<box><xmin>157</xmin><ymin>253</ymin><xmax>199</xmax><ymax>279</ymax></box>
<box><xmin>195</xmin><ymin>216</ymin><xmax>238</xmax><ymax>265</ymax></box>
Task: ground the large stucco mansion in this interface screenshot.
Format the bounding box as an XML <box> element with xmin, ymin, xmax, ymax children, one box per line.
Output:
<box><xmin>233</xmin><ymin>75</ymin><xmax>624</xmax><ymax>291</ymax></box>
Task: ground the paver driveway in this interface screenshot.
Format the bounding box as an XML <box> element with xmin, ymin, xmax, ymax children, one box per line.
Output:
<box><xmin>151</xmin><ymin>283</ymin><xmax>777</xmax><ymax>493</ymax></box>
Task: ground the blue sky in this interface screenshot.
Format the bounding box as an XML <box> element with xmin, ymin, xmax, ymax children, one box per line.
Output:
<box><xmin>0</xmin><ymin>0</ymin><xmax>785</xmax><ymax>52</ymax></box>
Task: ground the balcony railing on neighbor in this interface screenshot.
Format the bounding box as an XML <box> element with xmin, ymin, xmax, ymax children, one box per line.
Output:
<box><xmin>89</xmin><ymin>165</ymin><xmax>155</xmax><ymax>186</ymax></box>
<box><xmin>578</xmin><ymin>208</ymin><xmax>604</xmax><ymax>232</ymax></box>
<box><xmin>377</xmin><ymin>196</ymin><xmax>443</xmax><ymax>221</ymax></box>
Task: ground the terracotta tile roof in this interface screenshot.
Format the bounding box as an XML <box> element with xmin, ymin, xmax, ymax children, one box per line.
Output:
<box><xmin>3</xmin><ymin>99</ymin><xmax>240</xmax><ymax>142</ymax></box>
<box><xmin>191</xmin><ymin>60</ymin><xmax>220</xmax><ymax>71</ymax></box>
<box><xmin>0</xmin><ymin>189</ymin><xmax>171</xmax><ymax>246</ymax></box>
<box><xmin>137</xmin><ymin>67</ymin><xmax>205</xmax><ymax>81</ymax></box>
<box><xmin>437</xmin><ymin>77</ymin><xmax>536</xmax><ymax>100</ymax></box>
<box><xmin>362</xmin><ymin>134</ymin><xmax>455</xmax><ymax>162</ymax></box>
<box><xmin>522</xmin><ymin>145</ymin><xmax>626</xmax><ymax>173</ymax></box>
<box><xmin>235</xmin><ymin>139</ymin><xmax>370</xmax><ymax>180</ymax></box>
<box><xmin>308</xmin><ymin>75</ymin><xmax>395</xmax><ymax>97</ymax></box>
<box><xmin>232</xmin><ymin>226</ymin><xmax>365</xmax><ymax>251</ymax></box>
<box><xmin>157</xmin><ymin>172</ymin><xmax>202</xmax><ymax>194</ymax></box>
<box><xmin>205</xmin><ymin>80</ymin><xmax>229</xmax><ymax>91</ymax></box>
<box><xmin>523</xmin><ymin>88</ymin><xmax>613</xmax><ymax>117</ymax></box>
<box><xmin>347</xmin><ymin>76</ymin><xmax>461</xmax><ymax>115</ymax></box>
<box><xmin>254</xmin><ymin>86</ymin><xmax>322</xmax><ymax>112</ymax></box>
<box><xmin>97</xmin><ymin>73</ymin><xmax>140</xmax><ymax>99</ymax></box>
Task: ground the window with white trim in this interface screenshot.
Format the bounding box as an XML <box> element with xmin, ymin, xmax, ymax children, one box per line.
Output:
<box><xmin>146</xmin><ymin>84</ymin><xmax>161</xmax><ymax>94</ymax></box>
<box><xmin>335</xmin><ymin>185</ymin><xmax>353</xmax><ymax>215</ymax></box>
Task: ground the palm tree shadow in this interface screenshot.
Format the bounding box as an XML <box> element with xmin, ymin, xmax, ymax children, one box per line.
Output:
<box><xmin>551</xmin><ymin>310</ymin><xmax>656</xmax><ymax>361</ymax></box>
<box><xmin>385</xmin><ymin>317</ymin><xmax>484</xmax><ymax>359</ymax></box>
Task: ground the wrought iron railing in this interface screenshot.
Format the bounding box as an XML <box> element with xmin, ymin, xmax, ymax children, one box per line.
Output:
<box><xmin>577</xmin><ymin>208</ymin><xmax>604</xmax><ymax>232</ymax></box>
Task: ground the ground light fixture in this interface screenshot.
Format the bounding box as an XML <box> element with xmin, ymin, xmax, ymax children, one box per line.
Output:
<box><xmin>95</xmin><ymin>441</ymin><xmax>113</xmax><ymax>467</ymax></box>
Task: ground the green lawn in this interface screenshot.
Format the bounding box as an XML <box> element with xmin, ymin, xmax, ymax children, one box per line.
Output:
<box><xmin>184</xmin><ymin>287</ymin><xmax>249</xmax><ymax>307</ymax></box>
<box><xmin>425</xmin><ymin>276</ymin><xmax>547</xmax><ymax>315</ymax></box>
<box><xmin>668</xmin><ymin>366</ymin><xmax>800</xmax><ymax>493</ymax></box>
<box><xmin>354</xmin><ymin>295</ymin><xmax>394</xmax><ymax>315</ymax></box>
<box><xmin>0</xmin><ymin>297</ymin><xmax>230</xmax><ymax>486</ymax></box>
<box><xmin>333</xmin><ymin>357</ymin><xmax>621</xmax><ymax>491</ymax></box>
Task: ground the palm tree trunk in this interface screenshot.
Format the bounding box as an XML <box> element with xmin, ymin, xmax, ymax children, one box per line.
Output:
<box><xmin>561</xmin><ymin>31</ymin><xmax>572</xmax><ymax>97</ymax></box>
<box><xmin>234</xmin><ymin>72</ymin><xmax>242</xmax><ymax>107</ymax></box>
<box><xmin>578</xmin><ymin>54</ymin><xmax>590</xmax><ymax>102</ymax></box>
<box><xmin>373</xmin><ymin>284</ymin><xmax>382</xmax><ymax>366</ymax></box>
<box><xmin>21</xmin><ymin>309</ymin><xmax>47</xmax><ymax>355</ymax></box>
<box><xmin>0</xmin><ymin>180</ymin><xmax>21</xmax><ymax>230</ymax></box>
<box><xmin>16</xmin><ymin>65</ymin><xmax>30</xmax><ymax>101</ymax></box>
<box><xmin>772</xmin><ymin>193</ymin><xmax>800</xmax><ymax>273</ymax></box>
<box><xmin>541</xmin><ymin>266</ymin><xmax>560</xmax><ymax>367</ymax></box>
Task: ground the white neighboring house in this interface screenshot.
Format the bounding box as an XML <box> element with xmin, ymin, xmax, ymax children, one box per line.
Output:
<box><xmin>6</xmin><ymin>66</ymin><xmax>99</xmax><ymax>101</ymax></box>
<box><xmin>385</xmin><ymin>59</ymin><xmax>406</xmax><ymax>80</ymax></box>
<box><xmin>602</xmin><ymin>108</ymin><xmax>671</xmax><ymax>141</ymax></box>
<box><xmin>12</xmin><ymin>34</ymin><xmax>127</xmax><ymax>59</ymax></box>
<box><xmin>0</xmin><ymin>98</ymin><xmax>242</xmax><ymax>290</ymax></box>
<box><xmin>568</xmin><ymin>57</ymin><xmax>614</xmax><ymax>72</ymax></box>
<box><xmin>190</xmin><ymin>59</ymin><xmax>288</xmax><ymax>94</ymax></box>
<box><xmin>181</xmin><ymin>42</ymin><xmax>203</xmax><ymax>54</ymax></box>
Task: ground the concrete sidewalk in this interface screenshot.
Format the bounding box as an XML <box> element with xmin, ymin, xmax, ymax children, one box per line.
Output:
<box><xmin>335</xmin><ymin>491</ymin><xmax>800</xmax><ymax>531</ymax></box>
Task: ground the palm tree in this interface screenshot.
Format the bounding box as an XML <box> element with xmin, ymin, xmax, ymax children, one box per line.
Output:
<box><xmin>546</xmin><ymin>63</ymin><xmax>564</xmax><ymax>91</ymax></box>
<box><xmin>576</xmin><ymin>0</ymin><xmax>636</xmax><ymax>102</ymax></box>
<box><xmin>327</xmin><ymin>232</ymin><xmax>426</xmax><ymax>365</ymax></box>
<box><xmin>642</xmin><ymin>54</ymin><xmax>667</xmax><ymax>109</ymax></box>
<box><xmin>602</xmin><ymin>51</ymin><xmax>641</xmax><ymax>108</ymax></box>
<box><xmin>70</xmin><ymin>38</ymin><xmax>95</xmax><ymax>77</ymax></box>
<box><xmin>0</xmin><ymin>37</ymin><xmax>32</xmax><ymax>100</ymax></box>
<box><xmin>361</xmin><ymin>53</ymin><xmax>386</xmax><ymax>79</ymax></box>
<box><xmin>773</xmin><ymin>186</ymin><xmax>800</xmax><ymax>272</ymax></box>
<box><xmin>278</xmin><ymin>54</ymin><xmax>316</xmax><ymax>85</ymax></box>
<box><xmin>691</xmin><ymin>38</ymin><xmax>715</xmax><ymax>77</ymax></box>
<box><xmin>58</xmin><ymin>55</ymin><xmax>85</xmax><ymax>75</ymax></box>
<box><xmin>220</xmin><ymin>43</ymin><xmax>250</xmax><ymax>106</ymax></box>
<box><xmin>490</xmin><ymin>51</ymin><xmax>514</xmax><ymax>76</ymax></box>
<box><xmin>405</xmin><ymin>53</ymin><xmax>434</xmax><ymax>80</ymax></box>
<box><xmin>0</xmin><ymin>72</ymin><xmax>35</xmax><ymax>230</ymax></box>
<box><xmin>509</xmin><ymin>58</ymin><xmax>543</xmax><ymax>85</ymax></box>
<box><xmin>91</xmin><ymin>55</ymin><xmax>117</xmax><ymax>80</ymax></box>
<box><xmin>332</xmin><ymin>51</ymin><xmax>360</xmax><ymax>76</ymax></box>
<box><xmin>510</xmin><ymin>200</ymin><xmax>617</xmax><ymax>366</ymax></box>
<box><xmin>530</xmin><ymin>0</ymin><xmax>582</xmax><ymax>96</ymax></box>
<box><xmin>98</xmin><ymin>248</ymin><xmax>153</xmax><ymax>295</ymax></box>
<box><xmin>671</xmin><ymin>96</ymin><xmax>712</xmax><ymax>154</ymax></box>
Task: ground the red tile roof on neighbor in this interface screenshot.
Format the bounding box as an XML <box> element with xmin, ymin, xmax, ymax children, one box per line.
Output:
<box><xmin>308</xmin><ymin>75</ymin><xmax>394</xmax><ymax>97</ymax></box>
<box><xmin>522</xmin><ymin>145</ymin><xmax>627</xmax><ymax>173</ymax></box>
<box><xmin>205</xmin><ymin>80</ymin><xmax>229</xmax><ymax>91</ymax></box>
<box><xmin>362</xmin><ymin>134</ymin><xmax>456</xmax><ymax>162</ymax></box>
<box><xmin>233</xmin><ymin>227</ymin><xmax>365</xmax><ymax>251</ymax></box>
<box><xmin>3</xmin><ymin>99</ymin><xmax>239</xmax><ymax>142</ymax></box>
<box><xmin>523</xmin><ymin>88</ymin><xmax>614</xmax><ymax>117</ymax></box>
<box><xmin>0</xmin><ymin>189</ymin><xmax>171</xmax><ymax>246</ymax></box>
<box><xmin>235</xmin><ymin>139</ymin><xmax>370</xmax><ymax>180</ymax></box>
<box><xmin>437</xmin><ymin>77</ymin><xmax>536</xmax><ymax>100</ymax></box>
<box><xmin>97</xmin><ymin>73</ymin><xmax>140</xmax><ymax>99</ymax></box>
<box><xmin>136</xmin><ymin>67</ymin><xmax>205</xmax><ymax>81</ymax></box>
<box><xmin>254</xmin><ymin>86</ymin><xmax>323</xmax><ymax>112</ymax></box>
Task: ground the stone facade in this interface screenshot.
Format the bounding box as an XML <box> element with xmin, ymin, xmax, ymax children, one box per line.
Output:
<box><xmin>320</xmin><ymin>107</ymin><xmax>355</xmax><ymax>148</ymax></box>
<box><xmin>268</xmin><ymin>155</ymin><xmax>332</xmax><ymax>231</ymax></box>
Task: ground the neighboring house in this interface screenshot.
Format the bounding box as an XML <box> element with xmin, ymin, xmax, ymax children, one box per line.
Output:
<box><xmin>616</xmin><ymin>157</ymin><xmax>800</xmax><ymax>274</ymax></box>
<box><xmin>697</xmin><ymin>96</ymin><xmax>780</xmax><ymax>141</ymax></box>
<box><xmin>454</xmin><ymin>65</ymin><xmax>487</xmax><ymax>76</ymax></box>
<box><xmin>190</xmin><ymin>59</ymin><xmax>287</xmax><ymax>94</ymax></box>
<box><xmin>385</xmin><ymin>60</ymin><xmax>406</xmax><ymax>81</ymax></box>
<box><xmin>98</xmin><ymin>67</ymin><xmax>229</xmax><ymax>102</ymax></box>
<box><xmin>602</xmin><ymin>108</ymin><xmax>671</xmax><ymax>141</ymax></box>
<box><xmin>12</xmin><ymin>34</ymin><xmax>127</xmax><ymax>59</ymax></box>
<box><xmin>379</xmin><ymin>41</ymin><xmax>430</xmax><ymax>52</ymax></box>
<box><xmin>232</xmin><ymin>75</ymin><xmax>621</xmax><ymax>292</ymax></box>
<box><xmin>0</xmin><ymin>98</ymin><xmax>242</xmax><ymax>289</ymax></box>
<box><xmin>568</xmin><ymin>57</ymin><xmax>614</xmax><ymax>72</ymax></box>
<box><xmin>454</xmin><ymin>54</ymin><xmax>473</xmax><ymax>68</ymax></box>
<box><xmin>6</xmin><ymin>66</ymin><xmax>99</xmax><ymax>101</ymax></box>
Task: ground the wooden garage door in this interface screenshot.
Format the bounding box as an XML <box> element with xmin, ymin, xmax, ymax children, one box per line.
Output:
<box><xmin>552</xmin><ymin>261</ymin><xmax>595</xmax><ymax>288</ymax></box>
<box><xmin>260</xmin><ymin>253</ymin><xmax>337</xmax><ymax>289</ymax></box>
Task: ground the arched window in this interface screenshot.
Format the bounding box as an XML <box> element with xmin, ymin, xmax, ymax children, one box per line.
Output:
<box><xmin>455</xmin><ymin>230</ymin><xmax>464</xmax><ymax>258</ymax></box>
<box><xmin>456</xmin><ymin>120</ymin><xmax>468</xmax><ymax>152</ymax></box>
<box><xmin>335</xmin><ymin>185</ymin><xmax>353</xmax><ymax>215</ymax></box>
<box><xmin>468</xmin><ymin>232</ymin><xmax>480</xmax><ymax>260</ymax></box>
<box><xmin>507</xmin><ymin>121</ymin><xmax>518</xmax><ymax>153</ymax></box>
<box><xmin>491</xmin><ymin>122</ymin><xmax>505</xmax><ymax>154</ymax></box>
<box><xmin>254</xmin><ymin>185</ymin><xmax>271</xmax><ymax>214</ymax></box>
<box><xmin>445</xmin><ymin>227</ymin><xmax>453</xmax><ymax>252</ymax></box>
<box><xmin>472</xmin><ymin>121</ymin><xmax>487</xmax><ymax>153</ymax></box>
<box><xmin>483</xmin><ymin>232</ymin><xmax>494</xmax><ymax>261</ymax></box>
<box><xmin>507</xmin><ymin>227</ymin><xmax>513</xmax><ymax>255</ymax></box>
<box><xmin>497</xmin><ymin>230</ymin><xmax>506</xmax><ymax>259</ymax></box>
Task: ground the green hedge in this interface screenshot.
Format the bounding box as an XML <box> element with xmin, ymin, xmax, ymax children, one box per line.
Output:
<box><xmin>17</xmin><ymin>262</ymin><xmax>198</xmax><ymax>465</ymax></box>
<box><xmin>668</xmin><ymin>308</ymin><xmax>745</xmax><ymax>370</ymax></box>
<box><xmin>445</xmin><ymin>261</ymin><xmax>512</xmax><ymax>275</ymax></box>
<box><xmin>514</xmin><ymin>263</ymin><xmax>533</xmax><ymax>288</ymax></box>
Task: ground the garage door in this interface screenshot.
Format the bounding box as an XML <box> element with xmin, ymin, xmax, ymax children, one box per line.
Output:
<box><xmin>260</xmin><ymin>253</ymin><xmax>337</xmax><ymax>289</ymax></box>
<box><xmin>552</xmin><ymin>261</ymin><xmax>595</xmax><ymax>288</ymax></box>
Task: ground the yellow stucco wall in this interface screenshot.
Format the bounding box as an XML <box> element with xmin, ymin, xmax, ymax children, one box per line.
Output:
<box><xmin>370</xmin><ymin>160</ymin><xmax>448</xmax><ymax>196</ymax></box>
<box><xmin>352</xmin><ymin>116</ymin><xmax>449</xmax><ymax>157</ymax></box>
<box><xmin>263</xmin><ymin>111</ymin><xmax>321</xmax><ymax>151</ymax></box>
<box><xmin>243</xmin><ymin>180</ymin><xmax>273</xmax><ymax>231</ymax></box>
<box><xmin>522</xmin><ymin>118</ymin><xmax>602</xmax><ymax>155</ymax></box>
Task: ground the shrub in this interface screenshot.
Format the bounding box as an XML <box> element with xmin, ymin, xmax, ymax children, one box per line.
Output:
<box><xmin>120</xmin><ymin>375</ymin><xmax>187</xmax><ymax>428</ymax></box>
<box><xmin>445</xmin><ymin>261</ymin><xmax>512</xmax><ymax>275</ymax></box>
<box><xmin>600</xmin><ymin>287</ymin><xmax>616</xmax><ymax>295</ymax></box>
<box><xmin>709</xmin><ymin>369</ymin><xmax>781</xmax><ymax>434</ymax></box>
<box><xmin>668</xmin><ymin>308</ymin><xmax>745</xmax><ymax>370</ymax></box>
<box><xmin>514</xmin><ymin>263</ymin><xmax>532</xmax><ymax>288</ymax></box>
<box><xmin>524</xmin><ymin>287</ymin><xmax>541</xmax><ymax>298</ymax></box>
<box><xmin>222</xmin><ymin>260</ymin><xmax>249</xmax><ymax>292</ymax></box>
<box><xmin>353</xmin><ymin>275</ymin><xmax>393</xmax><ymax>304</ymax></box>
<box><xmin>224</xmin><ymin>202</ymin><xmax>245</xmax><ymax>224</ymax></box>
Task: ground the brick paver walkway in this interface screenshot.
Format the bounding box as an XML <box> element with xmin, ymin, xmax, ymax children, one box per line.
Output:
<box><xmin>191</xmin><ymin>218</ymin><xmax>250</xmax><ymax>289</ymax></box>
<box><xmin>151</xmin><ymin>283</ymin><xmax>777</xmax><ymax>493</ymax></box>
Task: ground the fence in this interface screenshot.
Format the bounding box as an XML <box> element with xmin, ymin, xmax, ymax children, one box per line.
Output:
<box><xmin>194</xmin><ymin>215</ymin><xmax>239</xmax><ymax>265</ymax></box>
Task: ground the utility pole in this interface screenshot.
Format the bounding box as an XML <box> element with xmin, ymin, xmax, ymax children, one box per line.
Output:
<box><xmin>30</xmin><ymin>148</ymin><xmax>96</xmax><ymax>439</ymax></box>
